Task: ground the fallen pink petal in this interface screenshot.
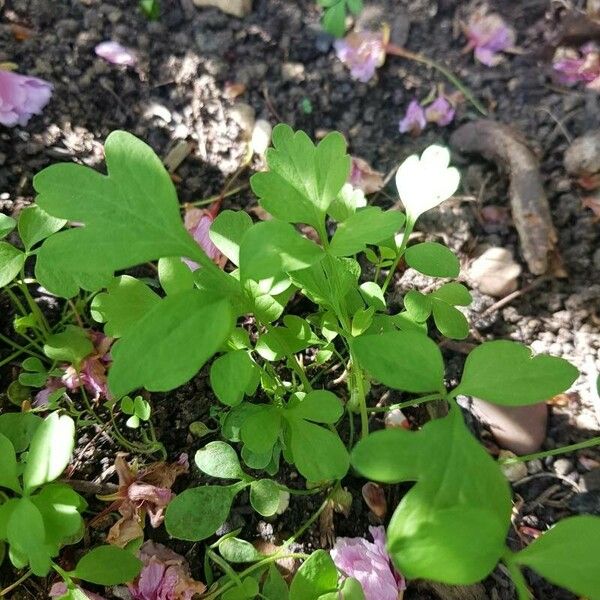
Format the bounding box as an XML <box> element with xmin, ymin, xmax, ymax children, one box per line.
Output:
<box><xmin>183</xmin><ymin>207</ymin><xmax>225</xmax><ymax>270</ymax></box>
<box><xmin>399</xmin><ymin>99</ymin><xmax>427</xmax><ymax>135</ymax></box>
<box><xmin>334</xmin><ymin>30</ymin><xmax>387</xmax><ymax>83</ymax></box>
<box><xmin>425</xmin><ymin>96</ymin><xmax>455</xmax><ymax>126</ymax></box>
<box><xmin>464</xmin><ymin>11</ymin><xmax>515</xmax><ymax>67</ymax></box>
<box><xmin>95</xmin><ymin>41</ymin><xmax>138</xmax><ymax>67</ymax></box>
<box><xmin>127</xmin><ymin>541</ymin><xmax>206</xmax><ymax>600</ymax></box>
<box><xmin>553</xmin><ymin>44</ymin><xmax>600</xmax><ymax>89</ymax></box>
<box><xmin>349</xmin><ymin>156</ymin><xmax>385</xmax><ymax>195</ymax></box>
<box><xmin>0</xmin><ymin>69</ymin><xmax>52</xmax><ymax>127</ymax></box>
<box><xmin>331</xmin><ymin>526</ymin><xmax>406</xmax><ymax>600</ymax></box>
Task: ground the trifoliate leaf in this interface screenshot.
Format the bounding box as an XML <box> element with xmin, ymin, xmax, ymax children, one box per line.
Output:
<box><xmin>210</xmin><ymin>350</ymin><xmax>259</xmax><ymax>407</ymax></box>
<box><xmin>431</xmin><ymin>282</ymin><xmax>472</xmax><ymax>306</ymax></box>
<box><xmin>34</xmin><ymin>131</ymin><xmax>207</xmax><ymax>297</ymax></box>
<box><xmin>432</xmin><ymin>301</ymin><xmax>469</xmax><ymax>340</ymax></box>
<box><xmin>250</xmin><ymin>125</ymin><xmax>351</xmax><ymax>230</ymax></box>
<box><xmin>108</xmin><ymin>290</ymin><xmax>233</xmax><ymax>398</ymax></box>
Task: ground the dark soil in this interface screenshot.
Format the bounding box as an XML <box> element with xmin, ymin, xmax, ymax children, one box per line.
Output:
<box><xmin>1</xmin><ymin>0</ymin><xmax>600</xmax><ymax>599</ymax></box>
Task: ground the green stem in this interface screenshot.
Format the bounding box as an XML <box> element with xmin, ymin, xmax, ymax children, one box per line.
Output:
<box><xmin>4</xmin><ymin>287</ymin><xmax>28</xmax><ymax>317</ymax></box>
<box><xmin>500</xmin><ymin>436</ymin><xmax>600</xmax><ymax>465</ymax></box>
<box><xmin>349</xmin><ymin>350</ymin><xmax>369</xmax><ymax>439</ymax></box>
<box><xmin>188</xmin><ymin>184</ymin><xmax>248</xmax><ymax>207</ymax></box>
<box><xmin>0</xmin><ymin>570</ymin><xmax>32</xmax><ymax>597</ymax></box>
<box><xmin>365</xmin><ymin>392</ymin><xmax>442</xmax><ymax>413</ymax></box>
<box><xmin>17</xmin><ymin>268</ymin><xmax>50</xmax><ymax>335</ymax></box>
<box><xmin>381</xmin><ymin>218</ymin><xmax>414</xmax><ymax>294</ymax></box>
<box><xmin>207</xmin><ymin>549</ymin><xmax>244</xmax><ymax>587</ymax></box>
<box><xmin>0</xmin><ymin>331</ymin><xmax>45</xmax><ymax>360</ymax></box>
<box><xmin>504</xmin><ymin>557</ymin><xmax>531</xmax><ymax>600</ymax></box>
<box><xmin>385</xmin><ymin>44</ymin><xmax>488</xmax><ymax>116</ymax></box>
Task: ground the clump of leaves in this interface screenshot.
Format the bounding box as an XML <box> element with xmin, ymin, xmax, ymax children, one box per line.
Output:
<box><xmin>2</xmin><ymin>125</ymin><xmax>599</xmax><ymax>599</ymax></box>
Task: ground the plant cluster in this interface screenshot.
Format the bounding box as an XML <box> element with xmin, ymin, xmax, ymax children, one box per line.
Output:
<box><xmin>1</xmin><ymin>125</ymin><xmax>599</xmax><ymax>599</ymax></box>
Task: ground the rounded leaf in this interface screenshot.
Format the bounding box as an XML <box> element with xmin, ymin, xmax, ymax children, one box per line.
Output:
<box><xmin>74</xmin><ymin>545</ymin><xmax>142</xmax><ymax>585</ymax></box>
<box><xmin>195</xmin><ymin>442</ymin><xmax>245</xmax><ymax>480</ymax></box>
<box><xmin>404</xmin><ymin>242</ymin><xmax>459</xmax><ymax>278</ymax></box>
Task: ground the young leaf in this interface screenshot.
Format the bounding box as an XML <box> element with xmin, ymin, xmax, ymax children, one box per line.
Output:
<box><xmin>346</xmin><ymin>0</ymin><xmax>363</xmax><ymax>15</ymax></box>
<box><xmin>108</xmin><ymin>290</ymin><xmax>233</xmax><ymax>398</ymax></box>
<box><xmin>339</xmin><ymin>577</ymin><xmax>366</xmax><ymax>600</ymax></box>
<box><xmin>403</xmin><ymin>290</ymin><xmax>432</xmax><ymax>322</ymax></box>
<box><xmin>404</xmin><ymin>242</ymin><xmax>460</xmax><ymax>278</ymax></box>
<box><xmin>250</xmin><ymin>125</ymin><xmax>351</xmax><ymax>229</ymax></box>
<box><xmin>17</xmin><ymin>205</ymin><xmax>66</xmax><ymax>251</ymax></box>
<box><xmin>0</xmin><ymin>412</ymin><xmax>42</xmax><ymax>453</ymax></box>
<box><xmin>329</xmin><ymin>208</ymin><xmax>405</xmax><ymax>257</ymax></box>
<box><xmin>23</xmin><ymin>413</ymin><xmax>75</xmax><ymax>493</ymax></box>
<box><xmin>0</xmin><ymin>242</ymin><xmax>25</xmax><ymax>288</ymax></box>
<box><xmin>157</xmin><ymin>256</ymin><xmax>194</xmax><ymax>296</ymax></box>
<box><xmin>209</xmin><ymin>210</ymin><xmax>253</xmax><ymax>267</ymax></box>
<box><xmin>165</xmin><ymin>483</ymin><xmax>244</xmax><ymax>541</ymax></box>
<box><xmin>352</xmin><ymin>408</ymin><xmax>511</xmax><ymax>584</ymax></box>
<box><xmin>43</xmin><ymin>325</ymin><xmax>93</xmax><ymax>367</ymax></box>
<box><xmin>513</xmin><ymin>516</ymin><xmax>600</xmax><ymax>600</ymax></box>
<box><xmin>34</xmin><ymin>131</ymin><xmax>208</xmax><ymax>297</ymax></box>
<box><xmin>210</xmin><ymin>350</ymin><xmax>258</xmax><ymax>407</ymax></box>
<box><xmin>0</xmin><ymin>213</ymin><xmax>16</xmax><ymax>238</ymax></box>
<box><xmin>359</xmin><ymin>281</ymin><xmax>386</xmax><ymax>311</ymax></box>
<box><xmin>73</xmin><ymin>545</ymin><xmax>142</xmax><ymax>585</ymax></box>
<box><xmin>249</xmin><ymin>479</ymin><xmax>281</xmax><ymax>517</ymax></box>
<box><xmin>352</xmin><ymin>330</ymin><xmax>445</xmax><ymax>393</ymax></box>
<box><xmin>431</xmin><ymin>282</ymin><xmax>471</xmax><ymax>306</ymax></box>
<box><xmin>0</xmin><ymin>434</ymin><xmax>21</xmax><ymax>493</ymax></box>
<box><xmin>239</xmin><ymin>220</ymin><xmax>324</xmax><ymax>288</ymax></box>
<box><xmin>263</xmin><ymin>565</ymin><xmax>289</xmax><ymax>600</ymax></box>
<box><xmin>219</xmin><ymin>537</ymin><xmax>263</xmax><ymax>563</ymax></box>
<box><xmin>241</xmin><ymin>407</ymin><xmax>281</xmax><ymax>455</ymax></box>
<box><xmin>432</xmin><ymin>301</ymin><xmax>469</xmax><ymax>340</ymax></box>
<box><xmin>289</xmin><ymin>550</ymin><xmax>339</xmax><ymax>600</ymax></box>
<box><xmin>90</xmin><ymin>276</ymin><xmax>160</xmax><ymax>337</ymax></box>
<box><xmin>453</xmin><ymin>340</ymin><xmax>579</xmax><ymax>406</ymax></box>
<box><xmin>321</xmin><ymin>1</ymin><xmax>346</xmax><ymax>37</ymax></box>
<box><xmin>195</xmin><ymin>442</ymin><xmax>246</xmax><ymax>480</ymax></box>
<box><xmin>256</xmin><ymin>316</ymin><xmax>317</xmax><ymax>361</ymax></box>
<box><xmin>222</xmin><ymin>577</ymin><xmax>260</xmax><ymax>600</ymax></box>
<box><xmin>287</xmin><ymin>390</ymin><xmax>343</xmax><ymax>423</ymax></box>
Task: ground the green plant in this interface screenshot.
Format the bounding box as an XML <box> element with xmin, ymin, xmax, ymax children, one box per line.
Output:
<box><xmin>317</xmin><ymin>0</ymin><xmax>363</xmax><ymax>38</ymax></box>
<box><xmin>2</xmin><ymin>126</ymin><xmax>599</xmax><ymax>598</ymax></box>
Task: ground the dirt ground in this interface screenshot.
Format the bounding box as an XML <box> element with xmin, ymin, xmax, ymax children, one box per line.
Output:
<box><xmin>1</xmin><ymin>0</ymin><xmax>600</xmax><ymax>598</ymax></box>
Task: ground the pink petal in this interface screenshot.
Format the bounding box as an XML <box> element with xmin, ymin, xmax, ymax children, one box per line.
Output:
<box><xmin>0</xmin><ymin>69</ymin><xmax>52</xmax><ymax>127</ymax></box>
<box><xmin>399</xmin><ymin>99</ymin><xmax>426</xmax><ymax>135</ymax></box>
<box><xmin>334</xmin><ymin>31</ymin><xmax>386</xmax><ymax>83</ymax></box>
<box><xmin>424</xmin><ymin>96</ymin><xmax>455</xmax><ymax>127</ymax></box>
<box><xmin>95</xmin><ymin>41</ymin><xmax>137</xmax><ymax>67</ymax></box>
<box><xmin>183</xmin><ymin>209</ymin><xmax>222</xmax><ymax>270</ymax></box>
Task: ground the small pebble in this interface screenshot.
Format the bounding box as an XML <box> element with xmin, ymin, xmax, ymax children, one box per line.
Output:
<box><xmin>468</xmin><ymin>246</ymin><xmax>522</xmax><ymax>297</ymax></box>
<box><xmin>553</xmin><ymin>458</ymin><xmax>574</xmax><ymax>476</ymax></box>
<box><xmin>499</xmin><ymin>450</ymin><xmax>528</xmax><ymax>483</ymax></box>
<box><xmin>527</xmin><ymin>459</ymin><xmax>543</xmax><ymax>474</ymax></box>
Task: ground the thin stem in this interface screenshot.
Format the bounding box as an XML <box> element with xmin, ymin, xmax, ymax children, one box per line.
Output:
<box><xmin>504</xmin><ymin>558</ymin><xmax>531</xmax><ymax>600</ymax></box>
<box><xmin>500</xmin><ymin>436</ymin><xmax>600</xmax><ymax>465</ymax></box>
<box><xmin>188</xmin><ymin>184</ymin><xmax>249</xmax><ymax>207</ymax></box>
<box><xmin>0</xmin><ymin>570</ymin><xmax>33</xmax><ymax>596</ymax></box>
<box><xmin>4</xmin><ymin>287</ymin><xmax>28</xmax><ymax>317</ymax></box>
<box><xmin>385</xmin><ymin>43</ymin><xmax>488</xmax><ymax>116</ymax></box>
<box><xmin>365</xmin><ymin>392</ymin><xmax>442</xmax><ymax>413</ymax></box>
<box><xmin>381</xmin><ymin>219</ymin><xmax>414</xmax><ymax>295</ymax></box>
<box><xmin>207</xmin><ymin>549</ymin><xmax>244</xmax><ymax>587</ymax></box>
<box><xmin>17</xmin><ymin>268</ymin><xmax>50</xmax><ymax>335</ymax></box>
<box><xmin>284</xmin><ymin>486</ymin><xmax>336</xmax><ymax>546</ymax></box>
<box><xmin>348</xmin><ymin>351</ymin><xmax>369</xmax><ymax>439</ymax></box>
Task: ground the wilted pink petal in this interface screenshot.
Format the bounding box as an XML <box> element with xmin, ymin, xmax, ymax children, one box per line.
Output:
<box><xmin>349</xmin><ymin>157</ymin><xmax>384</xmax><ymax>195</ymax></box>
<box><xmin>128</xmin><ymin>541</ymin><xmax>206</xmax><ymax>600</ymax></box>
<box><xmin>334</xmin><ymin>31</ymin><xmax>387</xmax><ymax>83</ymax></box>
<box><xmin>553</xmin><ymin>45</ymin><xmax>600</xmax><ymax>88</ymax></box>
<box><xmin>464</xmin><ymin>11</ymin><xmax>515</xmax><ymax>66</ymax></box>
<box><xmin>34</xmin><ymin>378</ymin><xmax>63</xmax><ymax>407</ymax></box>
<box><xmin>49</xmin><ymin>582</ymin><xmax>106</xmax><ymax>600</ymax></box>
<box><xmin>399</xmin><ymin>99</ymin><xmax>426</xmax><ymax>135</ymax></box>
<box><xmin>425</xmin><ymin>96</ymin><xmax>455</xmax><ymax>127</ymax></box>
<box><xmin>331</xmin><ymin>526</ymin><xmax>405</xmax><ymax>600</ymax></box>
<box><xmin>128</xmin><ymin>482</ymin><xmax>173</xmax><ymax>528</ymax></box>
<box><xmin>0</xmin><ymin>69</ymin><xmax>52</xmax><ymax>127</ymax></box>
<box><xmin>95</xmin><ymin>41</ymin><xmax>137</xmax><ymax>67</ymax></box>
<box><xmin>183</xmin><ymin>208</ymin><xmax>223</xmax><ymax>271</ymax></box>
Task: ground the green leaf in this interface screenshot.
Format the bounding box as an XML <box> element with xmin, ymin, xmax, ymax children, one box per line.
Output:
<box><xmin>0</xmin><ymin>433</ymin><xmax>21</xmax><ymax>493</ymax></box>
<box><xmin>287</xmin><ymin>390</ymin><xmax>343</xmax><ymax>423</ymax></box>
<box><xmin>432</xmin><ymin>301</ymin><xmax>469</xmax><ymax>340</ymax></box>
<box><xmin>0</xmin><ymin>242</ymin><xmax>25</xmax><ymax>288</ymax></box>
<box><xmin>90</xmin><ymin>276</ymin><xmax>160</xmax><ymax>338</ymax></box>
<box><xmin>286</xmin><ymin>418</ymin><xmax>349</xmax><ymax>481</ymax></box>
<box><xmin>351</xmin><ymin>408</ymin><xmax>511</xmax><ymax>584</ymax></box>
<box><xmin>351</xmin><ymin>306</ymin><xmax>374</xmax><ymax>337</ymax></box>
<box><xmin>157</xmin><ymin>256</ymin><xmax>194</xmax><ymax>295</ymax></box>
<box><xmin>17</xmin><ymin>205</ymin><xmax>66</xmax><ymax>251</ymax></box>
<box><xmin>73</xmin><ymin>545</ymin><xmax>142</xmax><ymax>585</ymax></box>
<box><xmin>454</xmin><ymin>340</ymin><xmax>579</xmax><ymax>406</ymax></box>
<box><xmin>134</xmin><ymin>397</ymin><xmax>151</xmax><ymax>420</ymax></box>
<box><xmin>346</xmin><ymin>0</ymin><xmax>363</xmax><ymax>15</ymax></box>
<box><xmin>241</xmin><ymin>406</ymin><xmax>281</xmax><ymax>455</ymax></box>
<box><xmin>0</xmin><ymin>214</ymin><xmax>16</xmax><ymax>238</ymax></box>
<box><xmin>403</xmin><ymin>290</ymin><xmax>432</xmax><ymax>322</ymax></box>
<box><xmin>0</xmin><ymin>412</ymin><xmax>42</xmax><ymax>453</ymax></box>
<box><xmin>250</xmin><ymin>125</ymin><xmax>351</xmax><ymax>229</ymax></box>
<box><xmin>339</xmin><ymin>578</ymin><xmax>366</xmax><ymax>600</ymax></box>
<box><xmin>404</xmin><ymin>242</ymin><xmax>460</xmax><ymax>278</ymax></box>
<box><xmin>263</xmin><ymin>565</ymin><xmax>289</xmax><ymax>600</ymax></box>
<box><xmin>321</xmin><ymin>1</ymin><xmax>347</xmax><ymax>37</ymax></box>
<box><xmin>359</xmin><ymin>281</ymin><xmax>386</xmax><ymax>311</ymax></box>
<box><xmin>34</xmin><ymin>131</ymin><xmax>205</xmax><ymax>297</ymax></box>
<box><xmin>431</xmin><ymin>282</ymin><xmax>471</xmax><ymax>306</ymax></box>
<box><xmin>210</xmin><ymin>351</ymin><xmax>258</xmax><ymax>407</ymax></box>
<box><xmin>513</xmin><ymin>516</ymin><xmax>600</xmax><ymax>599</ymax></box>
<box><xmin>328</xmin><ymin>183</ymin><xmax>363</xmax><ymax>222</ymax></box>
<box><xmin>352</xmin><ymin>330</ymin><xmax>445</xmax><ymax>393</ymax></box>
<box><xmin>223</xmin><ymin>577</ymin><xmax>260</xmax><ymax>600</ymax></box>
<box><xmin>219</xmin><ymin>537</ymin><xmax>263</xmax><ymax>563</ymax></box>
<box><xmin>43</xmin><ymin>325</ymin><xmax>94</xmax><ymax>366</ymax></box>
<box><xmin>290</xmin><ymin>550</ymin><xmax>338</xmax><ymax>600</ymax></box>
<box><xmin>210</xmin><ymin>210</ymin><xmax>253</xmax><ymax>267</ymax></box>
<box><xmin>329</xmin><ymin>208</ymin><xmax>405</xmax><ymax>257</ymax></box>
<box><xmin>23</xmin><ymin>413</ymin><xmax>75</xmax><ymax>493</ymax></box>
<box><xmin>6</xmin><ymin>498</ymin><xmax>52</xmax><ymax>575</ymax></box>
<box><xmin>165</xmin><ymin>483</ymin><xmax>244</xmax><ymax>541</ymax></box>
<box><xmin>108</xmin><ymin>290</ymin><xmax>233</xmax><ymax>398</ymax></box>
<box><xmin>250</xmin><ymin>479</ymin><xmax>280</xmax><ymax>517</ymax></box>
<box><xmin>256</xmin><ymin>316</ymin><xmax>317</xmax><ymax>361</ymax></box>
<box><xmin>195</xmin><ymin>442</ymin><xmax>246</xmax><ymax>480</ymax></box>
<box><xmin>239</xmin><ymin>220</ymin><xmax>324</xmax><ymax>290</ymax></box>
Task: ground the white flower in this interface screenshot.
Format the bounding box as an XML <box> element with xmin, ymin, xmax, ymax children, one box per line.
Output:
<box><xmin>395</xmin><ymin>145</ymin><xmax>460</xmax><ymax>222</ymax></box>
